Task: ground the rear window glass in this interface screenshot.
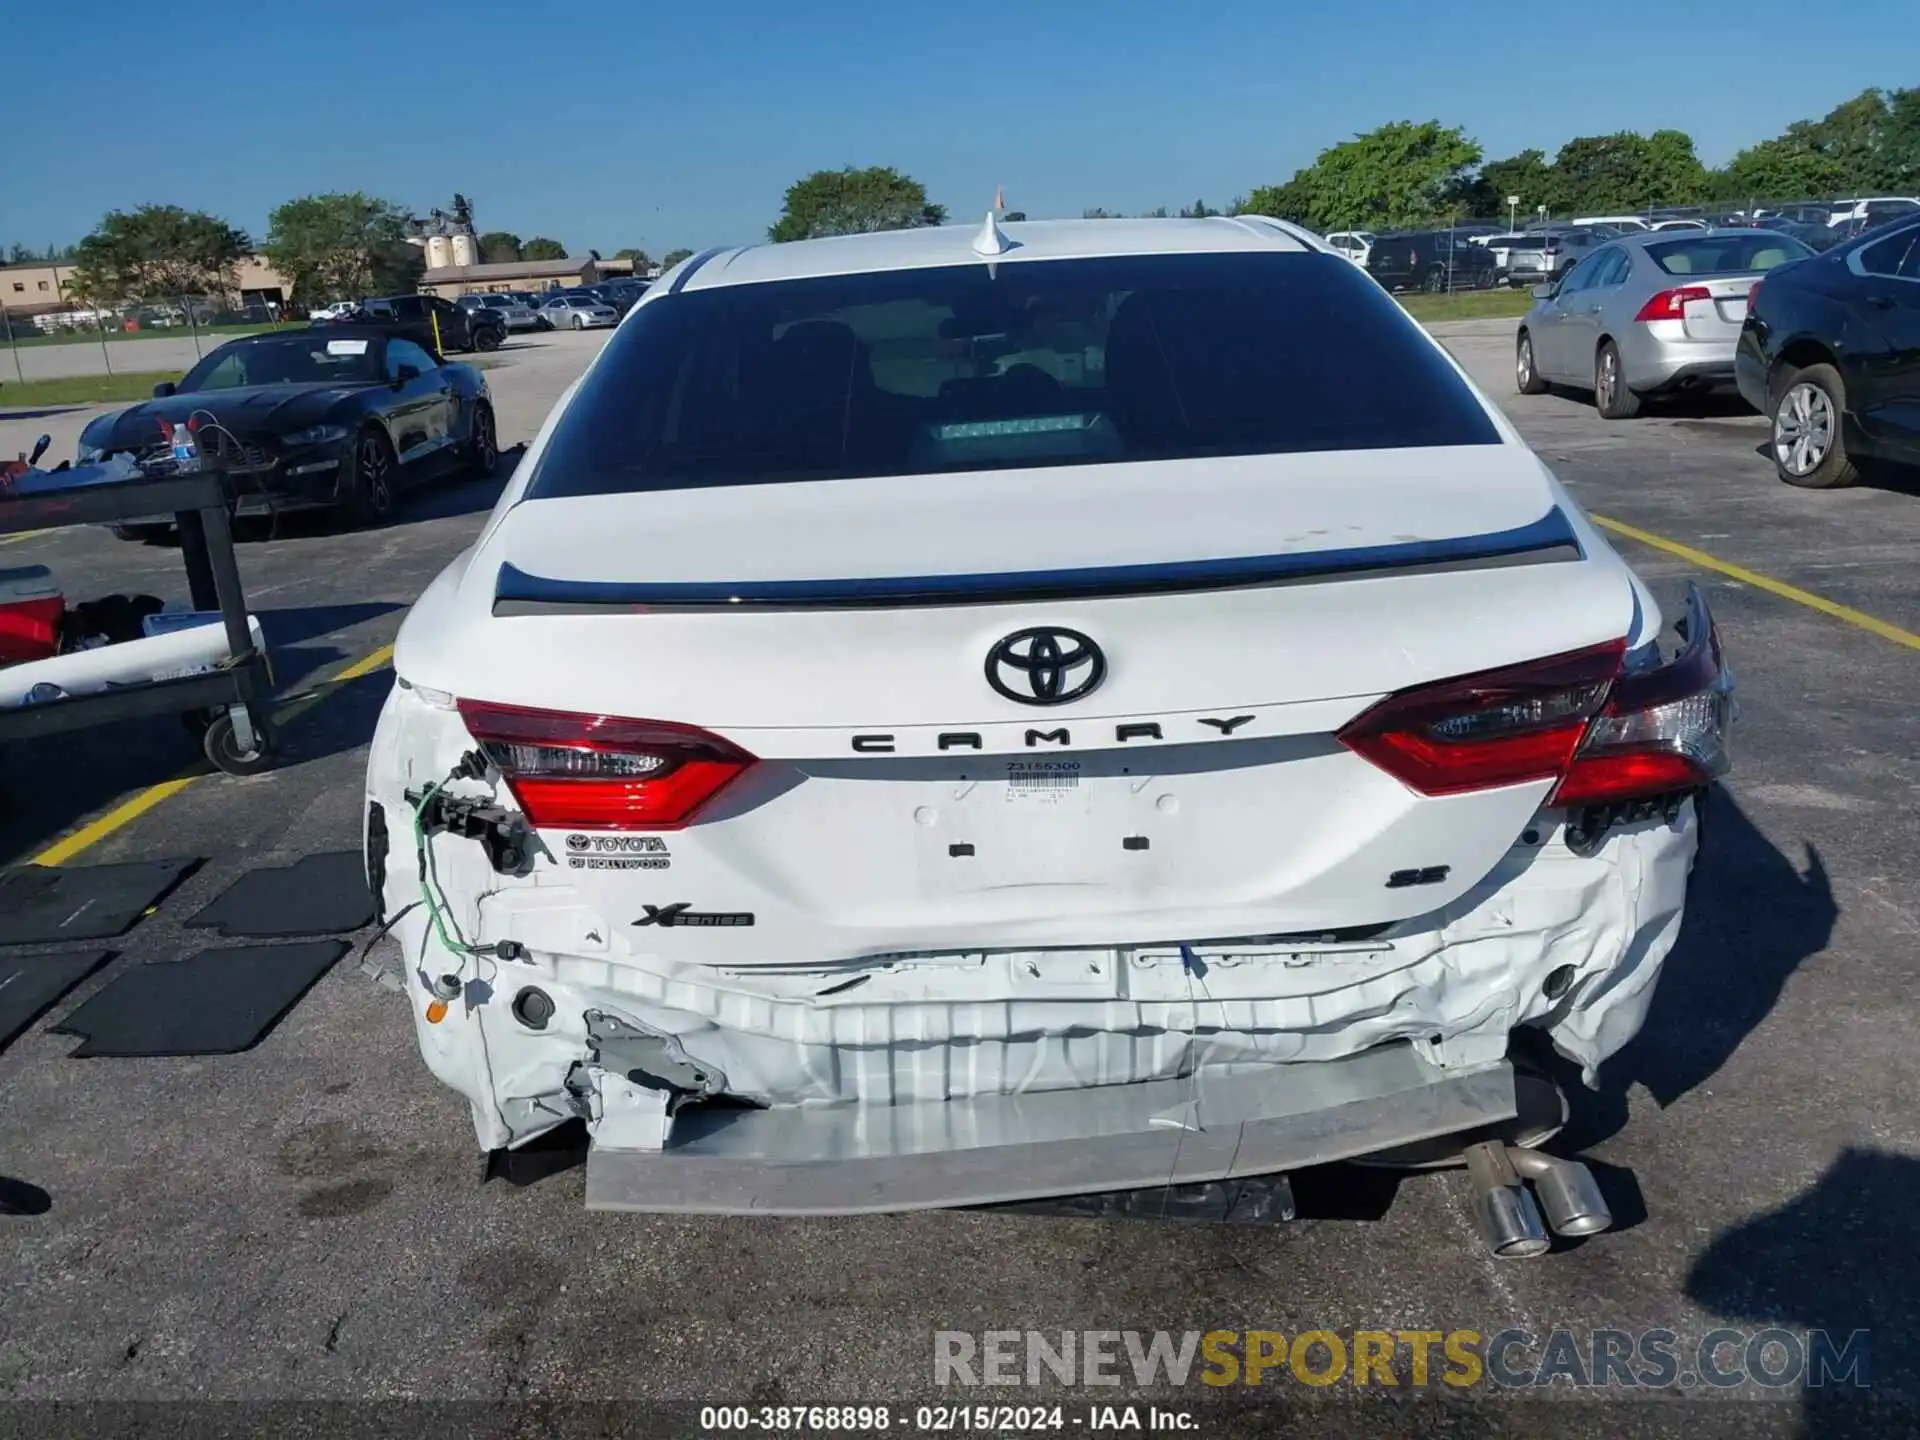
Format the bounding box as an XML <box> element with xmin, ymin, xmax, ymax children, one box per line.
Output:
<box><xmin>529</xmin><ymin>252</ymin><xmax>1499</xmax><ymax>498</ymax></box>
<box><xmin>1648</xmin><ymin>234</ymin><xmax>1813</xmax><ymax>275</ymax></box>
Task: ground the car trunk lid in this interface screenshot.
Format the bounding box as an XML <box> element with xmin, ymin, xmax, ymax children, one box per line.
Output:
<box><xmin>424</xmin><ymin>447</ymin><xmax>1636</xmax><ymax>958</ymax></box>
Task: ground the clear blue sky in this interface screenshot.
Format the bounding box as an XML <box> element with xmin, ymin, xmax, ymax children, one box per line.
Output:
<box><xmin>4</xmin><ymin>0</ymin><xmax>1915</xmax><ymax>255</ymax></box>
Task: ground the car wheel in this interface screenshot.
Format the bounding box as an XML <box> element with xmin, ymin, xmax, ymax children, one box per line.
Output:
<box><xmin>1515</xmin><ymin>331</ymin><xmax>1548</xmax><ymax>395</ymax></box>
<box><xmin>1770</xmin><ymin>363</ymin><xmax>1858</xmax><ymax>489</ymax></box>
<box><xmin>1422</xmin><ymin>267</ymin><xmax>1445</xmax><ymax>294</ymax></box>
<box><xmin>468</xmin><ymin>402</ymin><xmax>498</xmax><ymax>478</ymax></box>
<box><xmin>342</xmin><ymin>426</ymin><xmax>399</xmax><ymax>527</ymax></box>
<box><xmin>476</xmin><ymin>328</ymin><xmax>502</xmax><ymax>353</ymax></box>
<box><xmin>1594</xmin><ymin>340</ymin><xmax>1641</xmax><ymax>419</ymax></box>
<box><xmin>572</xmin><ymin>315</ymin><xmax>585</xmax><ymax>331</ymax></box>
<box><xmin>537</xmin><ymin>318</ymin><xmax>553</xmax><ymax>332</ymax></box>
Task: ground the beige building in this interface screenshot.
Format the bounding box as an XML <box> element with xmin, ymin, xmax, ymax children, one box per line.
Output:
<box><xmin>0</xmin><ymin>255</ymin><xmax>294</xmax><ymax>317</ymax></box>
<box><xmin>418</xmin><ymin>254</ymin><xmax>630</xmax><ymax>299</ymax></box>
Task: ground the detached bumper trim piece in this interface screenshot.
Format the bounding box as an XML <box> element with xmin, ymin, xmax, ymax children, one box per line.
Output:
<box><xmin>584</xmin><ymin>1045</ymin><xmax>1515</xmax><ymax>1215</ymax></box>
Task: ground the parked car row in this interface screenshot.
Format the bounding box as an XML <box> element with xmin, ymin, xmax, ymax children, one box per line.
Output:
<box><xmin>1515</xmin><ymin>213</ymin><xmax>1920</xmax><ymax>491</ymax></box>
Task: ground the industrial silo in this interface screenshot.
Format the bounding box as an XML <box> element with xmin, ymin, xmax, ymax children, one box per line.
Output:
<box><xmin>450</xmin><ymin>233</ymin><xmax>478</xmax><ymax>268</ymax></box>
<box><xmin>425</xmin><ymin>234</ymin><xmax>453</xmax><ymax>270</ymax></box>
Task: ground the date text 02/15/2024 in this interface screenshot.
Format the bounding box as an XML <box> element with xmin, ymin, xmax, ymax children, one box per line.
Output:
<box><xmin>697</xmin><ymin>1405</ymin><xmax>1193</xmax><ymax>1431</ymax></box>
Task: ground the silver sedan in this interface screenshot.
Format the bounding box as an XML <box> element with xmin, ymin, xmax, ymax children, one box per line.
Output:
<box><xmin>538</xmin><ymin>294</ymin><xmax>620</xmax><ymax>331</ymax></box>
<box><xmin>1515</xmin><ymin>229</ymin><xmax>1815</xmax><ymax>418</ymax></box>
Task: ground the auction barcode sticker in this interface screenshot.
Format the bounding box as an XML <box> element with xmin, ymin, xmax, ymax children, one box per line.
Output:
<box><xmin>1004</xmin><ymin>760</ymin><xmax>1080</xmax><ymax>803</ymax></box>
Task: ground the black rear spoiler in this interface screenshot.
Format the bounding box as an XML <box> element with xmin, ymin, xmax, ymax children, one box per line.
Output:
<box><xmin>491</xmin><ymin>508</ymin><xmax>1583</xmax><ymax>615</ymax></box>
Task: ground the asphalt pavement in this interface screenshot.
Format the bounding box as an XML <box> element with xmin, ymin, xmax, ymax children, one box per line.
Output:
<box><xmin>0</xmin><ymin>319</ymin><xmax>1915</xmax><ymax>1437</ymax></box>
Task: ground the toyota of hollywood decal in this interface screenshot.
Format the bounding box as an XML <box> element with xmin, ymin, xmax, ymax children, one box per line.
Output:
<box><xmin>565</xmin><ymin>834</ymin><xmax>671</xmax><ymax>870</ymax></box>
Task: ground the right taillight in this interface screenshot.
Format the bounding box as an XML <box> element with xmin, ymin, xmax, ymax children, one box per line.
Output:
<box><xmin>1634</xmin><ymin>285</ymin><xmax>1712</xmax><ymax>322</ymax></box>
<box><xmin>1340</xmin><ymin>582</ymin><xmax>1732</xmax><ymax>809</ymax></box>
<box><xmin>456</xmin><ymin>700</ymin><xmax>756</xmax><ymax>830</ymax></box>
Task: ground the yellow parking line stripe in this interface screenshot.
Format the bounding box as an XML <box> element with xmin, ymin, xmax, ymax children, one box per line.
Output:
<box><xmin>26</xmin><ymin>641</ymin><xmax>397</xmax><ymax>869</ymax></box>
<box><xmin>1591</xmin><ymin>513</ymin><xmax>1920</xmax><ymax>654</ymax></box>
<box><xmin>332</xmin><ymin>643</ymin><xmax>395</xmax><ymax>682</ymax></box>
<box><xmin>0</xmin><ymin>529</ymin><xmax>52</xmax><ymax>546</ymax></box>
<box><xmin>30</xmin><ymin>779</ymin><xmax>196</xmax><ymax>867</ymax></box>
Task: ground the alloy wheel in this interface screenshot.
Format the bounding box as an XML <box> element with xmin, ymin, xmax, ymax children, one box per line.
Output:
<box><xmin>473</xmin><ymin>406</ymin><xmax>497</xmax><ymax>474</ymax></box>
<box><xmin>1774</xmin><ymin>382</ymin><xmax>1834</xmax><ymax>477</ymax></box>
<box><xmin>1597</xmin><ymin>350</ymin><xmax>1617</xmax><ymax>408</ymax></box>
<box><xmin>1517</xmin><ymin>338</ymin><xmax>1533</xmax><ymax>389</ymax></box>
<box><xmin>357</xmin><ymin>433</ymin><xmax>394</xmax><ymax>517</ymax></box>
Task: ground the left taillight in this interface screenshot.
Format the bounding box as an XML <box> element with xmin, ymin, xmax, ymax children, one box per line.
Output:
<box><xmin>1634</xmin><ymin>285</ymin><xmax>1712</xmax><ymax>322</ymax></box>
<box><xmin>1339</xmin><ymin>582</ymin><xmax>1732</xmax><ymax>808</ymax></box>
<box><xmin>456</xmin><ymin>700</ymin><xmax>755</xmax><ymax>831</ymax></box>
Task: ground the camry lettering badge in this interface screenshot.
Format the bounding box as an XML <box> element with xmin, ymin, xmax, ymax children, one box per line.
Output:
<box><xmin>986</xmin><ymin>627</ymin><xmax>1106</xmax><ymax>707</ymax></box>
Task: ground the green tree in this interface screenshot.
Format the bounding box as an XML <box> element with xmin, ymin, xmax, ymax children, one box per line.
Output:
<box><xmin>1238</xmin><ymin>178</ymin><xmax>1314</xmax><ymax>223</ymax></box>
<box><xmin>661</xmin><ymin>248</ymin><xmax>695</xmax><ymax>269</ymax></box>
<box><xmin>521</xmin><ymin>236</ymin><xmax>567</xmax><ymax>261</ymax></box>
<box><xmin>1081</xmin><ymin>207</ymin><xmax>1124</xmax><ymax>219</ymax></box>
<box><xmin>262</xmin><ymin>193</ymin><xmax>420</xmax><ymax>304</ymax></box>
<box><xmin>1178</xmin><ymin>199</ymin><xmax>1221</xmax><ymax>219</ymax></box>
<box><xmin>1476</xmin><ymin>149</ymin><xmax>1554</xmax><ymax>219</ymax></box>
<box><xmin>615</xmin><ymin>247</ymin><xmax>653</xmax><ymax>268</ymax></box>
<box><xmin>478</xmin><ymin>230</ymin><xmax>522</xmax><ymax>263</ymax></box>
<box><xmin>768</xmin><ymin>166</ymin><xmax>946</xmax><ymax>242</ymax></box>
<box><xmin>1713</xmin><ymin>135</ymin><xmax>1843</xmax><ymax>205</ymax></box>
<box><xmin>68</xmin><ymin>204</ymin><xmax>249</xmax><ymax>303</ymax></box>
<box><xmin>1249</xmin><ymin>121</ymin><xmax>1483</xmax><ymax>231</ymax></box>
<box><xmin>1883</xmin><ymin>87</ymin><xmax>1920</xmax><ymax>190</ymax></box>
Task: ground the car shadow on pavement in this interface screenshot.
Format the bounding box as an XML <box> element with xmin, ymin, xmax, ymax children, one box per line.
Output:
<box><xmin>257</xmin><ymin>600</ymin><xmax>405</xmax><ymax>692</ymax></box>
<box><xmin>1686</xmin><ymin>1147</ymin><xmax>1914</xmax><ymax>1429</ymax></box>
<box><xmin>1556</xmin><ymin>787</ymin><xmax>1836</xmax><ymax>1155</ymax></box>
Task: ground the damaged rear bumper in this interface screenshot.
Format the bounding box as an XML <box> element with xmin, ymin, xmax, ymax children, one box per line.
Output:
<box><xmin>371</xmin><ymin>789</ymin><xmax>1698</xmax><ymax>1214</ymax></box>
<box><xmin>585</xmin><ymin>1045</ymin><xmax>1514</xmax><ymax>1214</ymax></box>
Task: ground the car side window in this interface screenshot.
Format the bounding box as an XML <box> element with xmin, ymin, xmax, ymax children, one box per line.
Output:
<box><xmin>1559</xmin><ymin>252</ymin><xmax>1604</xmax><ymax>293</ymax></box>
<box><xmin>1858</xmin><ymin>231</ymin><xmax>1917</xmax><ymax>279</ymax></box>
<box><xmin>1592</xmin><ymin>249</ymin><xmax>1629</xmax><ymax>287</ymax></box>
<box><xmin>385</xmin><ymin>338</ymin><xmax>438</xmax><ymax>379</ymax></box>
<box><xmin>390</xmin><ymin>295</ymin><xmax>426</xmax><ymax>319</ymax></box>
<box><xmin>1898</xmin><ymin>238</ymin><xmax>1920</xmax><ymax>281</ymax></box>
<box><xmin>429</xmin><ymin>297</ymin><xmax>458</xmax><ymax>317</ymax></box>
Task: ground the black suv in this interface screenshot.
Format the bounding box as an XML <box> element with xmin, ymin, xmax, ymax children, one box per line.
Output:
<box><xmin>330</xmin><ymin>293</ymin><xmax>504</xmax><ymax>355</ymax></box>
<box><xmin>1363</xmin><ymin>230</ymin><xmax>1498</xmax><ymax>293</ymax></box>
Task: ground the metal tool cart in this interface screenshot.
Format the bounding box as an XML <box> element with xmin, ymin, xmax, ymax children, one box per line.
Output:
<box><xmin>0</xmin><ymin>463</ymin><xmax>276</xmax><ymax>775</ymax></box>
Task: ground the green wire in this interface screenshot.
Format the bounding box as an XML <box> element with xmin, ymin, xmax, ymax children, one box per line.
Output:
<box><xmin>411</xmin><ymin>779</ymin><xmax>475</xmax><ymax>961</ymax></box>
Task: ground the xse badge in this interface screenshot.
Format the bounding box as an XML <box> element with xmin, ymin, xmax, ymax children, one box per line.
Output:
<box><xmin>633</xmin><ymin>903</ymin><xmax>755</xmax><ymax>928</ymax></box>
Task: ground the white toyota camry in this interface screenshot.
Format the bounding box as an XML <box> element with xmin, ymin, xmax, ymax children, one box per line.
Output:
<box><xmin>365</xmin><ymin>215</ymin><xmax>1732</xmax><ymax>1252</ymax></box>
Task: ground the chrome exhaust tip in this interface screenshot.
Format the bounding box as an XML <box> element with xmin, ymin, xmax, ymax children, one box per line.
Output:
<box><xmin>1463</xmin><ymin>1141</ymin><xmax>1551</xmax><ymax>1259</ymax></box>
<box><xmin>1507</xmin><ymin>1147</ymin><xmax>1613</xmax><ymax>1238</ymax></box>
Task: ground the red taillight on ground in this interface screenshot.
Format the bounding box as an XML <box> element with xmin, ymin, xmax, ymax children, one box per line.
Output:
<box><xmin>1634</xmin><ymin>286</ymin><xmax>1712</xmax><ymax>322</ymax></box>
<box><xmin>456</xmin><ymin>700</ymin><xmax>755</xmax><ymax>830</ymax></box>
<box><xmin>1341</xmin><ymin>584</ymin><xmax>1732</xmax><ymax>809</ymax></box>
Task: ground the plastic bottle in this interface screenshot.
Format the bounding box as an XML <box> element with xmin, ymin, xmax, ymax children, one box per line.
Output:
<box><xmin>169</xmin><ymin>423</ymin><xmax>200</xmax><ymax>473</ymax></box>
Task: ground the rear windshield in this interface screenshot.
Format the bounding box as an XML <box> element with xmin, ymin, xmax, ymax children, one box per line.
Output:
<box><xmin>529</xmin><ymin>252</ymin><xmax>1499</xmax><ymax>498</ymax></box>
<box><xmin>1648</xmin><ymin>234</ymin><xmax>1814</xmax><ymax>275</ymax></box>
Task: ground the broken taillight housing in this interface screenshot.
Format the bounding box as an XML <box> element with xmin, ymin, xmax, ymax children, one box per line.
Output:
<box><xmin>456</xmin><ymin>700</ymin><xmax>755</xmax><ymax>830</ymax></box>
<box><xmin>1340</xmin><ymin>582</ymin><xmax>1731</xmax><ymax>808</ymax></box>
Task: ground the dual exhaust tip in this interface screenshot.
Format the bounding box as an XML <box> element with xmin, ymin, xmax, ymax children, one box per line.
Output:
<box><xmin>1464</xmin><ymin>1141</ymin><xmax>1612</xmax><ymax>1259</ymax></box>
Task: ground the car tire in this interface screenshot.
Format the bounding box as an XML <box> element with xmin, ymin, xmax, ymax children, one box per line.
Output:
<box><xmin>1515</xmin><ymin>330</ymin><xmax>1548</xmax><ymax>395</ymax></box>
<box><xmin>476</xmin><ymin>328</ymin><xmax>502</xmax><ymax>353</ymax></box>
<box><xmin>1769</xmin><ymin>363</ymin><xmax>1859</xmax><ymax>489</ymax></box>
<box><xmin>341</xmin><ymin>425</ymin><xmax>399</xmax><ymax>528</ymax></box>
<box><xmin>537</xmin><ymin>318</ymin><xmax>553</xmax><ymax>332</ymax></box>
<box><xmin>467</xmin><ymin>402</ymin><xmax>498</xmax><ymax>478</ymax></box>
<box><xmin>1594</xmin><ymin>340</ymin><xmax>1641</xmax><ymax>419</ymax></box>
<box><xmin>1422</xmin><ymin>267</ymin><xmax>1445</xmax><ymax>294</ymax></box>
<box><xmin>572</xmin><ymin>315</ymin><xmax>585</xmax><ymax>331</ymax></box>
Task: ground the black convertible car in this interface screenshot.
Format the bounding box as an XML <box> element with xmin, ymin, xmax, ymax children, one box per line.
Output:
<box><xmin>77</xmin><ymin>326</ymin><xmax>498</xmax><ymax>536</ymax></box>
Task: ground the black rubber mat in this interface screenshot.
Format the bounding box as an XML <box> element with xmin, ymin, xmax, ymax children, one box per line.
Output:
<box><xmin>0</xmin><ymin>950</ymin><xmax>112</xmax><ymax>1054</ymax></box>
<box><xmin>0</xmin><ymin>860</ymin><xmax>197</xmax><ymax>945</ymax></box>
<box><xmin>50</xmin><ymin>941</ymin><xmax>348</xmax><ymax>1057</ymax></box>
<box><xmin>185</xmin><ymin>852</ymin><xmax>375</xmax><ymax>938</ymax></box>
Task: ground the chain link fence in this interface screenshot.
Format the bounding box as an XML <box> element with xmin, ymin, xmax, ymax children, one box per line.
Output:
<box><xmin>1</xmin><ymin>293</ymin><xmax>304</xmax><ymax>384</ymax></box>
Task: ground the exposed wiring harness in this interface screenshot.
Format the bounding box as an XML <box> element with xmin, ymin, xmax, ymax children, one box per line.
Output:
<box><xmin>406</xmin><ymin>752</ymin><xmax>528</xmax><ymax>995</ymax></box>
